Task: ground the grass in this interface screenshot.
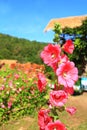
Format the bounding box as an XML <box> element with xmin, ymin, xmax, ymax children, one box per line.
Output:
<box><xmin>77</xmin><ymin>122</ymin><xmax>87</xmax><ymax>130</ymax></box>
<box><xmin>0</xmin><ymin>116</ymin><xmax>38</xmax><ymax>130</ymax></box>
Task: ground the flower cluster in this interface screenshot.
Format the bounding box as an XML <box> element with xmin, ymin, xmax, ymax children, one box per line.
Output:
<box><xmin>0</xmin><ymin>65</ymin><xmax>47</xmax><ymax>123</ymax></box>
<box><xmin>37</xmin><ymin>40</ymin><xmax>78</xmax><ymax>130</ymax></box>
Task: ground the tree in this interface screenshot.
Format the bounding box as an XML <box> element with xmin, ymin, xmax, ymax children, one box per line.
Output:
<box><xmin>53</xmin><ymin>18</ymin><xmax>87</xmax><ymax>75</ymax></box>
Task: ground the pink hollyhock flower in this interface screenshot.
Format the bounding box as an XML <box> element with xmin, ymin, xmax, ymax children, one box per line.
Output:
<box><xmin>0</xmin><ymin>85</ymin><xmax>5</xmax><ymax>91</ymax></box>
<box><xmin>66</xmin><ymin>107</ymin><xmax>76</xmax><ymax>115</ymax></box>
<box><xmin>56</xmin><ymin>61</ymin><xmax>78</xmax><ymax>87</ymax></box>
<box><xmin>8</xmin><ymin>101</ymin><xmax>12</xmax><ymax>109</ymax></box>
<box><xmin>9</xmin><ymin>80</ymin><xmax>13</xmax><ymax>88</ymax></box>
<box><xmin>51</xmin><ymin>55</ymin><xmax>68</xmax><ymax>72</ymax></box>
<box><xmin>38</xmin><ymin>109</ymin><xmax>52</xmax><ymax>130</ymax></box>
<box><xmin>50</xmin><ymin>62</ymin><xmax>58</xmax><ymax>72</ymax></box>
<box><xmin>64</xmin><ymin>86</ymin><xmax>74</xmax><ymax>95</ymax></box>
<box><xmin>40</xmin><ymin>44</ymin><xmax>61</xmax><ymax>67</ymax></box>
<box><xmin>59</xmin><ymin>54</ymin><xmax>68</xmax><ymax>65</ymax></box>
<box><xmin>50</xmin><ymin>90</ymin><xmax>68</xmax><ymax>107</ymax></box>
<box><xmin>14</xmin><ymin>74</ymin><xmax>20</xmax><ymax>79</ymax></box>
<box><xmin>62</xmin><ymin>40</ymin><xmax>74</xmax><ymax>54</ymax></box>
<box><xmin>45</xmin><ymin>120</ymin><xmax>67</xmax><ymax>130</ymax></box>
<box><xmin>1</xmin><ymin>103</ymin><xmax>5</xmax><ymax>109</ymax></box>
<box><xmin>37</xmin><ymin>73</ymin><xmax>47</xmax><ymax>92</ymax></box>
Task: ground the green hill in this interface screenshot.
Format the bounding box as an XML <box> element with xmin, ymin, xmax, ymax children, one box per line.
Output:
<box><xmin>0</xmin><ymin>33</ymin><xmax>47</xmax><ymax>64</ymax></box>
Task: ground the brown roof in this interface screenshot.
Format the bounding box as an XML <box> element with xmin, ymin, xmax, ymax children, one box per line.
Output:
<box><xmin>44</xmin><ymin>15</ymin><xmax>87</xmax><ymax>32</ymax></box>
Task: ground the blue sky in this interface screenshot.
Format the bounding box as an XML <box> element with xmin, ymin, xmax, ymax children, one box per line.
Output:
<box><xmin>0</xmin><ymin>0</ymin><xmax>87</xmax><ymax>43</ymax></box>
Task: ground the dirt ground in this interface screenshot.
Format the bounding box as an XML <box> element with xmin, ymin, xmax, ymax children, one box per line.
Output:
<box><xmin>67</xmin><ymin>92</ymin><xmax>87</xmax><ymax>121</ymax></box>
<box><xmin>61</xmin><ymin>92</ymin><xmax>87</xmax><ymax>129</ymax></box>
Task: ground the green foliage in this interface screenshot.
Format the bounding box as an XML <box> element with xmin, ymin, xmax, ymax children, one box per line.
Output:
<box><xmin>80</xmin><ymin>17</ymin><xmax>87</xmax><ymax>40</ymax></box>
<box><xmin>69</xmin><ymin>18</ymin><xmax>87</xmax><ymax>74</ymax></box>
<box><xmin>53</xmin><ymin>23</ymin><xmax>62</xmax><ymax>43</ymax></box>
<box><xmin>0</xmin><ymin>33</ymin><xmax>47</xmax><ymax>64</ymax></box>
<box><xmin>63</xmin><ymin>27</ymin><xmax>74</xmax><ymax>34</ymax></box>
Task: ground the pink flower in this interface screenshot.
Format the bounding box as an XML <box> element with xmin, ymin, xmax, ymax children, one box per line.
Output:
<box><xmin>62</xmin><ymin>40</ymin><xmax>74</xmax><ymax>54</ymax></box>
<box><xmin>38</xmin><ymin>109</ymin><xmax>52</xmax><ymax>130</ymax></box>
<box><xmin>66</xmin><ymin>107</ymin><xmax>76</xmax><ymax>115</ymax></box>
<box><xmin>14</xmin><ymin>74</ymin><xmax>20</xmax><ymax>79</ymax></box>
<box><xmin>9</xmin><ymin>80</ymin><xmax>13</xmax><ymax>88</ymax></box>
<box><xmin>0</xmin><ymin>85</ymin><xmax>5</xmax><ymax>91</ymax></box>
<box><xmin>8</xmin><ymin>101</ymin><xmax>12</xmax><ymax>109</ymax></box>
<box><xmin>64</xmin><ymin>86</ymin><xmax>74</xmax><ymax>95</ymax></box>
<box><xmin>56</xmin><ymin>61</ymin><xmax>78</xmax><ymax>87</ymax></box>
<box><xmin>51</xmin><ymin>62</ymin><xmax>58</xmax><ymax>72</ymax></box>
<box><xmin>58</xmin><ymin>54</ymin><xmax>68</xmax><ymax>65</ymax></box>
<box><xmin>50</xmin><ymin>90</ymin><xmax>68</xmax><ymax>107</ymax></box>
<box><xmin>45</xmin><ymin>120</ymin><xmax>67</xmax><ymax>130</ymax></box>
<box><xmin>52</xmin><ymin>55</ymin><xmax>68</xmax><ymax>72</ymax></box>
<box><xmin>37</xmin><ymin>73</ymin><xmax>47</xmax><ymax>92</ymax></box>
<box><xmin>1</xmin><ymin>103</ymin><xmax>5</xmax><ymax>109</ymax></box>
<box><xmin>40</xmin><ymin>44</ymin><xmax>61</xmax><ymax>67</ymax></box>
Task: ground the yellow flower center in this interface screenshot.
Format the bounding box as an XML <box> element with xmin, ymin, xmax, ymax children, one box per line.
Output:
<box><xmin>63</xmin><ymin>73</ymin><xmax>67</xmax><ymax>77</ymax></box>
<box><xmin>51</xmin><ymin>54</ymin><xmax>56</xmax><ymax>59</ymax></box>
